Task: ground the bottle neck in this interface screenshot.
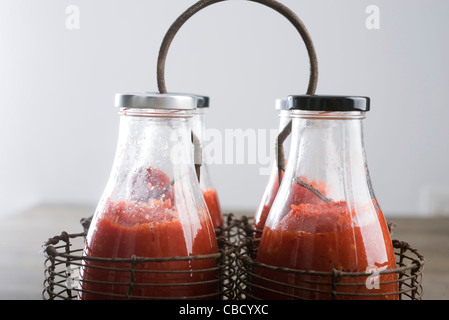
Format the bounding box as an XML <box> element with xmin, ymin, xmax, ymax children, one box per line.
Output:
<box><xmin>112</xmin><ymin>109</ymin><xmax>195</xmax><ymax>183</ymax></box>
<box><xmin>287</xmin><ymin>111</ymin><xmax>375</xmax><ymax>203</ymax></box>
<box><xmin>192</xmin><ymin>109</ymin><xmax>215</xmax><ymax>189</ymax></box>
<box><xmin>278</xmin><ymin>110</ymin><xmax>291</xmax><ymax>132</ymax></box>
<box><xmin>192</xmin><ymin>109</ymin><xmax>207</xmax><ymax>143</ymax></box>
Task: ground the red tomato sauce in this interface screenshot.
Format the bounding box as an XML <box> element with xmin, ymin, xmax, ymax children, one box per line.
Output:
<box><xmin>202</xmin><ymin>188</ymin><xmax>223</xmax><ymax>228</ymax></box>
<box><xmin>254</xmin><ymin>176</ymin><xmax>325</xmax><ymax>237</ymax></box>
<box><xmin>255</xmin><ymin>201</ymin><xmax>398</xmax><ymax>300</ymax></box>
<box><xmin>79</xmin><ymin>199</ymin><xmax>218</xmax><ymax>300</ymax></box>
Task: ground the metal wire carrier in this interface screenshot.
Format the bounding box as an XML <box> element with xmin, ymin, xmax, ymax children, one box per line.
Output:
<box><xmin>42</xmin><ymin>214</ymin><xmax>424</xmax><ymax>300</ymax></box>
<box><xmin>42</xmin><ymin>0</ymin><xmax>424</xmax><ymax>301</ymax></box>
<box><xmin>233</xmin><ymin>217</ymin><xmax>425</xmax><ymax>300</ymax></box>
<box><xmin>42</xmin><ymin>221</ymin><xmax>236</xmax><ymax>300</ymax></box>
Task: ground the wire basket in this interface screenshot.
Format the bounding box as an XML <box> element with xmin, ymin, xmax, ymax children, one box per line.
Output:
<box><xmin>42</xmin><ymin>214</ymin><xmax>424</xmax><ymax>300</ymax></box>
<box><xmin>233</xmin><ymin>217</ymin><xmax>425</xmax><ymax>300</ymax></box>
<box><xmin>42</xmin><ymin>224</ymin><xmax>236</xmax><ymax>300</ymax></box>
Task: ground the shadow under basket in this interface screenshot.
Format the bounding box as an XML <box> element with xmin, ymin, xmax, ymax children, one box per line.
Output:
<box><xmin>42</xmin><ymin>214</ymin><xmax>424</xmax><ymax>300</ymax></box>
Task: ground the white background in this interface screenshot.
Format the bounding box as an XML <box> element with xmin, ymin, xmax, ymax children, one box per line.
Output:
<box><xmin>0</xmin><ymin>0</ymin><xmax>448</xmax><ymax>218</ymax></box>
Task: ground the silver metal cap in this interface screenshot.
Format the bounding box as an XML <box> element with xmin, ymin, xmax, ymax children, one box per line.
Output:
<box><xmin>114</xmin><ymin>92</ymin><xmax>198</xmax><ymax>110</ymax></box>
<box><xmin>275</xmin><ymin>98</ymin><xmax>288</xmax><ymax>110</ymax></box>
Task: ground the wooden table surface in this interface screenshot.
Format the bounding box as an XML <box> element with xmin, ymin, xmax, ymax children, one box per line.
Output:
<box><xmin>385</xmin><ymin>216</ymin><xmax>449</xmax><ymax>300</ymax></box>
<box><xmin>0</xmin><ymin>205</ymin><xmax>447</xmax><ymax>300</ymax></box>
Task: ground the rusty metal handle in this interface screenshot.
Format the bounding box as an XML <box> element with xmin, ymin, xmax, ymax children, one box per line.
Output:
<box><xmin>156</xmin><ymin>0</ymin><xmax>319</xmax><ymax>185</ymax></box>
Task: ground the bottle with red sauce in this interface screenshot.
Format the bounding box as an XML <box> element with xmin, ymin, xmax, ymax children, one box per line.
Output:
<box><xmin>255</xmin><ymin>95</ymin><xmax>398</xmax><ymax>300</ymax></box>
<box><xmin>253</xmin><ymin>98</ymin><xmax>290</xmax><ymax>237</ymax></box>
<box><xmin>78</xmin><ymin>93</ymin><xmax>218</xmax><ymax>300</ymax></box>
<box><xmin>191</xmin><ymin>96</ymin><xmax>223</xmax><ymax>229</ymax></box>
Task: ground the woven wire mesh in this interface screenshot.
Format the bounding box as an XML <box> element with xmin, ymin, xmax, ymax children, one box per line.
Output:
<box><xmin>233</xmin><ymin>216</ymin><xmax>425</xmax><ymax>300</ymax></box>
<box><xmin>42</xmin><ymin>222</ymin><xmax>236</xmax><ymax>300</ymax></box>
<box><xmin>42</xmin><ymin>214</ymin><xmax>424</xmax><ymax>300</ymax></box>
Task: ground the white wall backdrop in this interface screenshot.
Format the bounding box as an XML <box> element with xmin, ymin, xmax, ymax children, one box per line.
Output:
<box><xmin>0</xmin><ymin>0</ymin><xmax>448</xmax><ymax>218</ymax></box>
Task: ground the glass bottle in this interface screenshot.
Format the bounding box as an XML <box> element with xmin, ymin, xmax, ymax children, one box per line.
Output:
<box><xmin>191</xmin><ymin>96</ymin><xmax>223</xmax><ymax>229</ymax></box>
<box><xmin>253</xmin><ymin>98</ymin><xmax>290</xmax><ymax>236</ymax></box>
<box><xmin>255</xmin><ymin>95</ymin><xmax>398</xmax><ymax>300</ymax></box>
<box><xmin>79</xmin><ymin>93</ymin><xmax>218</xmax><ymax>300</ymax></box>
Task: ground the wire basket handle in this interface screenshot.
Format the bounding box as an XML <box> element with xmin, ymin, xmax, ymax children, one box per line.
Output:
<box><xmin>156</xmin><ymin>0</ymin><xmax>319</xmax><ymax>184</ymax></box>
